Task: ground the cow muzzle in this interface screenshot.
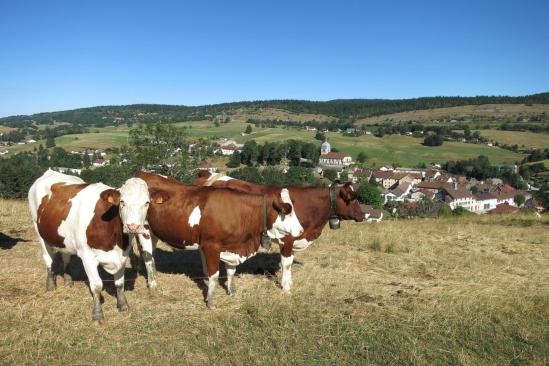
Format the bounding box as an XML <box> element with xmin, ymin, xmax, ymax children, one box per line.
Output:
<box><xmin>124</xmin><ymin>224</ymin><xmax>144</xmax><ymax>234</ymax></box>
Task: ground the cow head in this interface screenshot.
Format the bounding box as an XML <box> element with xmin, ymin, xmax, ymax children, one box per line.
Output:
<box><xmin>268</xmin><ymin>188</ymin><xmax>304</xmax><ymax>239</ymax></box>
<box><xmin>101</xmin><ymin>178</ymin><xmax>150</xmax><ymax>234</ymax></box>
<box><xmin>336</xmin><ymin>183</ymin><xmax>365</xmax><ymax>222</ymax></box>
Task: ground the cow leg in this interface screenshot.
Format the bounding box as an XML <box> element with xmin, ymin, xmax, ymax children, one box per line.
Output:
<box><xmin>114</xmin><ymin>267</ymin><xmax>128</xmax><ymax>312</ymax></box>
<box><xmin>137</xmin><ymin>230</ymin><xmax>158</xmax><ymax>289</ymax></box>
<box><xmin>202</xmin><ymin>246</ymin><xmax>220</xmax><ymax>308</ymax></box>
<box><xmin>62</xmin><ymin>253</ymin><xmax>73</xmax><ymax>286</ymax></box>
<box><xmin>81</xmin><ymin>253</ymin><xmax>104</xmax><ymax>322</ymax></box>
<box><xmin>34</xmin><ymin>223</ymin><xmax>57</xmax><ymax>291</ymax></box>
<box><xmin>281</xmin><ymin>239</ymin><xmax>295</xmax><ymax>292</ymax></box>
<box><xmin>226</xmin><ymin>264</ymin><xmax>237</xmax><ymax>296</ymax></box>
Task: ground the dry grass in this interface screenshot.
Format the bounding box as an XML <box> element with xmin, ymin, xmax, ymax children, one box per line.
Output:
<box><xmin>0</xmin><ymin>125</ymin><xmax>17</xmax><ymax>134</ymax></box>
<box><xmin>1</xmin><ymin>199</ymin><xmax>548</xmax><ymax>365</ymax></box>
<box><xmin>356</xmin><ymin>104</ymin><xmax>549</xmax><ymax>125</ymax></box>
<box><xmin>478</xmin><ymin>129</ymin><xmax>549</xmax><ymax>149</ymax></box>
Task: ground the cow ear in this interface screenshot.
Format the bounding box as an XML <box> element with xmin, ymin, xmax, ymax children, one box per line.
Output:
<box><xmin>150</xmin><ymin>189</ymin><xmax>170</xmax><ymax>204</ymax></box>
<box><xmin>340</xmin><ymin>183</ymin><xmax>357</xmax><ymax>202</ymax></box>
<box><xmin>273</xmin><ymin>200</ymin><xmax>292</xmax><ymax>215</ymax></box>
<box><xmin>100</xmin><ymin>189</ymin><xmax>120</xmax><ymax>205</ymax></box>
<box><xmin>197</xmin><ymin>170</ymin><xmax>212</xmax><ymax>179</ymax></box>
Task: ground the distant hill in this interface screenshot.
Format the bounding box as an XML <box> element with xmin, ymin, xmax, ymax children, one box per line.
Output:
<box><xmin>1</xmin><ymin>93</ymin><xmax>548</xmax><ymax>128</ymax></box>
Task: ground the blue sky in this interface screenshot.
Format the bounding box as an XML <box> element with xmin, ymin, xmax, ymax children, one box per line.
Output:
<box><xmin>1</xmin><ymin>0</ymin><xmax>548</xmax><ymax>116</ymax></box>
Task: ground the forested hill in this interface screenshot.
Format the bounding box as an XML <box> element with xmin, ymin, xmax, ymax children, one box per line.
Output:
<box><xmin>2</xmin><ymin>93</ymin><xmax>549</xmax><ymax>127</ymax></box>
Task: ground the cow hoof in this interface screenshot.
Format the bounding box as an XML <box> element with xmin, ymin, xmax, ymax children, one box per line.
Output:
<box><xmin>147</xmin><ymin>280</ymin><xmax>158</xmax><ymax>290</ymax></box>
<box><xmin>46</xmin><ymin>279</ymin><xmax>56</xmax><ymax>291</ymax></box>
<box><xmin>206</xmin><ymin>299</ymin><xmax>216</xmax><ymax>309</ymax></box>
<box><xmin>93</xmin><ymin>319</ymin><xmax>103</xmax><ymax>326</ymax></box>
<box><xmin>92</xmin><ymin>310</ymin><xmax>104</xmax><ymax>322</ymax></box>
<box><xmin>117</xmin><ymin>303</ymin><xmax>129</xmax><ymax>312</ymax></box>
<box><xmin>228</xmin><ymin>285</ymin><xmax>236</xmax><ymax>296</ymax></box>
<box><xmin>64</xmin><ymin>274</ymin><xmax>73</xmax><ymax>287</ymax></box>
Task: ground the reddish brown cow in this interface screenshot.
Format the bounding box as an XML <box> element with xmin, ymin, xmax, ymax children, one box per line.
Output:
<box><xmin>134</xmin><ymin>171</ymin><xmax>303</xmax><ymax>307</ymax></box>
<box><xmin>192</xmin><ymin>171</ymin><xmax>365</xmax><ymax>291</ymax></box>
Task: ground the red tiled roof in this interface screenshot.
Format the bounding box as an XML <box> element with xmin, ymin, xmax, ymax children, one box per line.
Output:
<box><xmin>372</xmin><ymin>170</ymin><xmax>394</xmax><ymax>179</ymax></box>
<box><xmin>490</xmin><ymin>203</ymin><xmax>520</xmax><ymax>214</ymax></box>
<box><xmin>321</xmin><ymin>152</ymin><xmax>351</xmax><ymax>159</ymax></box>
<box><xmin>416</xmin><ymin>181</ymin><xmax>451</xmax><ymax>190</ymax></box>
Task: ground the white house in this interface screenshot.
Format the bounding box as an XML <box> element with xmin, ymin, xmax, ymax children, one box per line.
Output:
<box><xmin>473</xmin><ymin>192</ymin><xmax>498</xmax><ymax>213</ymax></box>
<box><xmin>318</xmin><ymin>140</ymin><xmax>352</xmax><ymax>167</ymax></box>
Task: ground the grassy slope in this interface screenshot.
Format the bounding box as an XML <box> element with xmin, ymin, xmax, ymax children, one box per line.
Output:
<box><xmin>356</xmin><ymin>103</ymin><xmax>549</xmax><ymax>125</ymax></box>
<box><xmin>0</xmin><ymin>199</ymin><xmax>547</xmax><ymax>365</ymax></box>
<box><xmin>478</xmin><ymin>129</ymin><xmax>549</xmax><ymax>149</ymax></box>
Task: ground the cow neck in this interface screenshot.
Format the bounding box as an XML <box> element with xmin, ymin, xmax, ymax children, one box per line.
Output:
<box><xmin>329</xmin><ymin>183</ymin><xmax>339</xmax><ymax>218</ymax></box>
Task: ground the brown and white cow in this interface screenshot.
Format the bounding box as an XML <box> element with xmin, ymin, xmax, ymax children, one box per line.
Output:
<box><xmin>28</xmin><ymin>169</ymin><xmax>150</xmax><ymax>322</ymax></box>
<box><xmin>134</xmin><ymin>171</ymin><xmax>303</xmax><ymax>307</ymax></box>
<box><xmin>193</xmin><ymin>171</ymin><xmax>365</xmax><ymax>292</ymax></box>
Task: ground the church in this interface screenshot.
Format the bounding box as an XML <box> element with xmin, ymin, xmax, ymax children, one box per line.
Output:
<box><xmin>318</xmin><ymin>140</ymin><xmax>353</xmax><ymax>167</ymax></box>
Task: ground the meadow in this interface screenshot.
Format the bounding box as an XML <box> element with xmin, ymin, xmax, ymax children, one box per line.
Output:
<box><xmin>355</xmin><ymin>103</ymin><xmax>549</xmax><ymax>125</ymax></box>
<box><xmin>0</xmin><ymin>199</ymin><xmax>548</xmax><ymax>365</ymax></box>
<box><xmin>478</xmin><ymin>129</ymin><xmax>549</xmax><ymax>149</ymax></box>
<box><xmin>2</xmin><ymin>120</ymin><xmax>526</xmax><ymax>166</ymax></box>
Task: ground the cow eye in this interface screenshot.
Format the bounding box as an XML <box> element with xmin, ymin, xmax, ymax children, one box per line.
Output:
<box><xmin>145</xmin><ymin>201</ymin><xmax>150</xmax><ymax>206</ymax></box>
<box><xmin>120</xmin><ymin>200</ymin><xmax>125</xmax><ymax>207</ymax></box>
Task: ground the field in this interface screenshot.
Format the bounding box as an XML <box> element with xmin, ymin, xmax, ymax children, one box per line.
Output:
<box><xmin>0</xmin><ymin>125</ymin><xmax>17</xmax><ymax>133</ymax></box>
<box><xmin>478</xmin><ymin>130</ymin><xmax>549</xmax><ymax>149</ymax></box>
<box><xmin>2</xmin><ymin>119</ymin><xmax>526</xmax><ymax>166</ymax></box>
<box><xmin>1</xmin><ymin>199</ymin><xmax>548</xmax><ymax>365</ymax></box>
<box><xmin>356</xmin><ymin>104</ymin><xmax>549</xmax><ymax>125</ymax></box>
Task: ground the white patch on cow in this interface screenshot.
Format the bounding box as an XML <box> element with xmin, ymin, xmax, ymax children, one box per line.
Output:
<box><xmin>267</xmin><ymin>188</ymin><xmax>304</xmax><ymax>239</ymax></box>
<box><xmin>220</xmin><ymin>251</ymin><xmax>256</xmax><ymax>266</ymax></box>
<box><xmin>93</xmin><ymin>245</ymin><xmax>127</xmax><ymax>275</ymax></box>
<box><xmin>206</xmin><ymin>270</ymin><xmax>219</xmax><ymax>303</ymax></box>
<box><xmin>188</xmin><ymin>206</ymin><xmax>201</xmax><ymax>227</ymax></box>
<box><xmin>280</xmin><ymin>254</ymin><xmax>294</xmax><ymax>292</ymax></box>
<box><xmin>183</xmin><ymin>243</ymin><xmax>200</xmax><ymax>250</ymax></box>
<box><xmin>118</xmin><ymin>178</ymin><xmax>150</xmax><ymax>234</ymax></box>
<box><xmin>216</xmin><ymin>175</ymin><xmax>233</xmax><ymax>182</ymax></box>
<box><xmin>292</xmin><ymin>239</ymin><xmax>313</xmax><ymax>252</ymax></box>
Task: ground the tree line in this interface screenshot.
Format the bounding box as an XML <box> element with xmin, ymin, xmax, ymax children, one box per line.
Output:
<box><xmin>227</xmin><ymin>140</ymin><xmax>320</xmax><ymax>168</ymax></box>
<box><xmin>3</xmin><ymin>93</ymin><xmax>548</xmax><ymax>128</ymax></box>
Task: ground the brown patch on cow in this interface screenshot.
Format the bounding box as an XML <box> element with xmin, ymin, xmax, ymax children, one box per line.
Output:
<box><xmin>86</xmin><ymin>191</ymin><xmax>128</xmax><ymax>251</ymax></box>
<box><xmin>36</xmin><ymin>183</ymin><xmax>89</xmax><ymax>248</ymax></box>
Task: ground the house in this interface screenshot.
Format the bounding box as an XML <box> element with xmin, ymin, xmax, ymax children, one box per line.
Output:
<box><xmin>52</xmin><ymin>167</ymin><xmax>82</xmax><ymax>175</ymax></box>
<box><xmin>318</xmin><ymin>140</ymin><xmax>352</xmax><ymax>167</ymax></box>
<box><xmin>384</xmin><ymin>182</ymin><xmax>412</xmax><ymax>203</ymax></box>
<box><xmin>489</xmin><ymin>202</ymin><xmax>520</xmax><ymax>214</ymax></box>
<box><xmin>349</xmin><ymin>168</ymin><xmax>372</xmax><ymax>183</ymax></box>
<box><xmin>360</xmin><ymin>204</ymin><xmax>383</xmax><ymax>222</ymax></box>
<box><xmin>415</xmin><ymin>181</ymin><xmax>453</xmax><ymax>194</ymax></box>
<box><xmin>198</xmin><ymin>161</ymin><xmax>218</xmax><ymax>174</ymax></box>
<box><xmin>92</xmin><ymin>159</ymin><xmax>108</xmax><ymax>168</ymax></box>
<box><xmin>219</xmin><ymin>144</ymin><xmax>243</xmax><ymax>156</ymax></box>
<box><xmin>524</xmin><ymin>197</ymin><xmax>545</xmax><ymax>212</ymax></box>
<box><xmin>371</xmin><ymin>170</ymin><xmax>395</xmax><ymax>188</ymax></box>
<box><xmin>438</xmin><ymin>187</ymin><xmax>476</xmax><ymax>211</ymax></box>
<box><xmin>409</xmin><ymin>188</ymin><xmax>436</xmax><ymax>202</ymax></box>
<box><xmin>473</xmin><ymin>192</ymin><xmax>498</xmax><ymax>213</ymax></box>
<box><xmin>0</xmin><ymin>148</ymin><xmax>8</xmax><ymax>155</ymax></box>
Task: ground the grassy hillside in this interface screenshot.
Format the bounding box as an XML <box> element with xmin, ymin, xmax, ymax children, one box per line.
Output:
<box><xmin>5</xmin><ymin>121</ymin><xmax>525</xmax><ymax>166</ymax></box>
<box><xmin>356</xmin><ymin>103</ymin><xmax>549</xmax><ymax>125</ymax></box>
<box><xmin>478</xmin><ymin>129</ymin><xmax>549</xmax><ymax>149</ymax></box>
<box><xmin>1</xmin><ymin>199</ymin><xmax>547</xmax><ymax>365</ymax></box>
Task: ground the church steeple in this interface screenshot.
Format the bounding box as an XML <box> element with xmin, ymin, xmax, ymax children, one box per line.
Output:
<box><xmin>320</xmin><ymin>139</ymin><xmax>331</xmax><ymax>155</ymax></box>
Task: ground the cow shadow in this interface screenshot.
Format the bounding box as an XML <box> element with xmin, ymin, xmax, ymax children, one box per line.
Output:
<box><xmin>0</xmin><ymin>232</ymin><xmax>31</xmax><ymax>250</ymax></box>
<box><xmin>152</xmin><ymin>247</ymin><xmax>283</xmax><ymax>296</ymax></box>
<box><xmin>51</xmin><ymin>253</ymin><xmax>138</xmax><ymax>297</ymax></box>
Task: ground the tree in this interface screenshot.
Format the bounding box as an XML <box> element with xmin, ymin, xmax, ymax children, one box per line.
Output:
<box><xmin>357</xmin><ymin>151</ymin><xmax>368</xmax><ymax>163</ymax></box>
<box><xmin>226</xmin><ymin>151</ymin><xmax>242</xmax><ymax>168</ymax></box>
<box><xmin>514</xmin><ymin>194</ymin><xmax>526</xmax><ymax>207</ymax></box>
<box><xmin>314</xmin><ymin>131</ymin><xmax>325</xmax><ymax>141</ymax></box>
<box><xmin>245</xmin><ymin>124</ymin><xmax>252</xmax><ymax>134</ymax></box>
<box><xmin>241</xmin><ymin>140</ymin><xmax>259</xmax><ymax>166</ymax></box>
<box><xmin>46</xmin><ymin>135</ymin><xmax>56</xmax><ymax>148</ymax></box>
<box><xmin>423</xmin><ymin>134</ymin><xmax>443</xmax><ymax>146</ymax></box>
<box><xmin>323</xmin><ymin>169</ymin><xmax>338</xmax><ymax>182</ymax></box>
<box><xmin>356</xmin><ymin>183</ymin><xmax>384</xmax><ymax>209</ymax></box>
<box><xmin>128</xmin><ymin>123</ymin><xmax>196</xmax><ymax>182</ymax></box>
